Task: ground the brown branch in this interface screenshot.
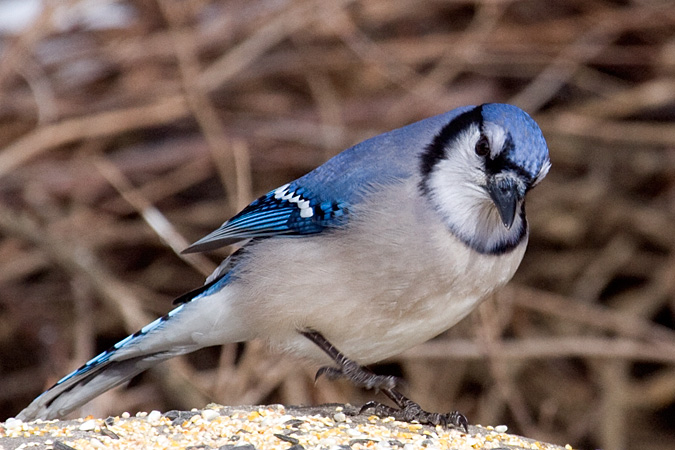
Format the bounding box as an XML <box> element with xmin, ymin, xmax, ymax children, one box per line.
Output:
<box><xmin>0</xmin><ymin>96</ymin><xmax>189</xmax><ymax>178</ymax></box>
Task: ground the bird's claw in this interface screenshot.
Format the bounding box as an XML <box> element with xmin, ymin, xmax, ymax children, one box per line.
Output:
<box><xmin>360</xmin><ymin>399</ymin><xmax>468</xmax><ymax>433</ymax></box>
<box><xmin>302</xmin><ymin>330</ymin><xmax>466</xmax><ymax>432</ymax></box>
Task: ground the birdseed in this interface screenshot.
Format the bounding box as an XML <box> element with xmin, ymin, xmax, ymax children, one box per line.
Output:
<box><xmin>1</xmin><ymin>404</ymin><xmax>573</xmax><ymax>450</ymax></box>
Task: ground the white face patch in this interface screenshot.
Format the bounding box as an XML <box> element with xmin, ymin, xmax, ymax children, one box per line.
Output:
<box><xmin>423</xmin><ymin>123</ymin><xmax>526</xmax><ymax>254</ymax></box>
<box><xmin>274</xmin><ymin>184</ymin><xmax>314</xmax><ymax>218</ymax></box>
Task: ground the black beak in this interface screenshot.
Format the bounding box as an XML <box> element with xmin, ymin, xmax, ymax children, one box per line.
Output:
<box><xmin>487</xmin><ymin>176</ymin><xmax>521</xmax><ymax>229</ymax></box>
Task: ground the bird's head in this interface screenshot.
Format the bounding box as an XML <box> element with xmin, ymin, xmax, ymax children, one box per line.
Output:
<box><xmin>419</xmin><ymin>103</ymin><xmax>550</xmax><ymax>254</ymax></box>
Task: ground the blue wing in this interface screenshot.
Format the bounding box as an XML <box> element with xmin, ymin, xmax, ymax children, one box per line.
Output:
<box><xmin>183</xmin><ymin>182</ymin><xmax>348</xmax><ymax>253</ymax></box>
<box><xmin>184</xmin><ymin>106</ymin><xmax>475</xmax><ymax>254</ymax></box>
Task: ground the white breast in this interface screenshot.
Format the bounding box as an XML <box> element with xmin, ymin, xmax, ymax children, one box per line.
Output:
<box><xmin>192</xmin><ymin>180</ymin><xmax>527</xmax><ymax>365</ymax></box>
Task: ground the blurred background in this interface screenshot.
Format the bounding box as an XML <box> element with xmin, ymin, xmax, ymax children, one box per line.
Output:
<box><xmin>0</xmin><ymin>0</ymin><xmax>673</xmax><ymax>449</ymax></box>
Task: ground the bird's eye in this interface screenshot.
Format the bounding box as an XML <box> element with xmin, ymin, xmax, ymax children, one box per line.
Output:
<box><xmin>475</xmin><ymin>136</ymin><xmax>490</xmax><ymax>157</ymax></box>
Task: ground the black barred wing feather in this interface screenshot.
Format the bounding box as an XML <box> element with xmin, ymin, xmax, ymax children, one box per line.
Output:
<box><xmin>183</xmin><ymin>183</ymin><xmax>348</xmax><ymax>253</ymax></box>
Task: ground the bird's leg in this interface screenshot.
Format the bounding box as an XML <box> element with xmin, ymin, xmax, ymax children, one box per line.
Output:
<box><xmin>301</xmin><ymin>330</ymin><xmax>468</xmax><ymax>431</ymax></box>
<box><xmin>361</xmin><ymin>388</ymin><xmax>468</xmax><ymax>432</ymax></box>
<box><xmin>300</xmin><ymin>330</ymin><xmax>398</xmax><ymax>391</ymax></box>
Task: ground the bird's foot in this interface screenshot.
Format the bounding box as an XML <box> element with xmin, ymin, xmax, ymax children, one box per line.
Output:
<box><xmin>300</xmin><ymin>330</ymin><xmax>466</xmax><ymax>431</ymax></box>
<box><xmin>314</xmin><ymin>363</ymin><xmax>398</xmax><ymax>391</ymax></box>
<box><xmin>360</xmin><ymin>398</ymin><xmax>468</xmax><ymax>432</ymax></box>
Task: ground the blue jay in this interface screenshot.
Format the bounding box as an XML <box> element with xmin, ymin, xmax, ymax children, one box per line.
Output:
<box><xmin>17</xmin><ymin>103</ymin><xmax>550</xmax><ymax>428</ymax></box>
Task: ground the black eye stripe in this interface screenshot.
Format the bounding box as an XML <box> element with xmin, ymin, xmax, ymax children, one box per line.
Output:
<box><xmin>485</xmin><ymin>156</ymin><xmax>532</xmax><ymax>183</ymax></box>
<box><xmin>419</xmin><ymin>104</ymin><xmax>535</xmax><ymax>192</ymax></box>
